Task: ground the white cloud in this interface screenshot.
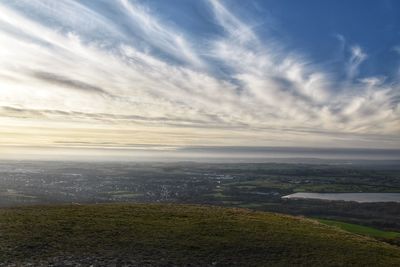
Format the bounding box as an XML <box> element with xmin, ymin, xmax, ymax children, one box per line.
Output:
<box><xmin>119</xmin><ymin>0</ymin><xmax>206</xmax><ymax>68</ymax></box>
<box><xmin>0</xmin><ymin>0</ymin><xmax>398</xmax><ymax>150</ymax></box>
<box><xmin>347</xmin><ymin>45</ymin><xmax>367</xmax><ymax>79</ymax></box>
<box><xmin>393</xmin><ymin>45</ymin><xmax>400</xmax><ymax>55</ymax></box>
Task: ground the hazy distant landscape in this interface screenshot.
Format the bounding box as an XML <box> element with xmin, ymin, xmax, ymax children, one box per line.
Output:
<box><xmin>1</xmin><ymin>160</ymin><xmax>400</xmax><ymax>234</ymax></box>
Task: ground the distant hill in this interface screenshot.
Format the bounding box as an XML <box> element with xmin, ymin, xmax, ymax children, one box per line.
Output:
<box><xmin>1</xmin><ymin>204</ymin><xmax>399</xmax><ymax>266</ymax></box>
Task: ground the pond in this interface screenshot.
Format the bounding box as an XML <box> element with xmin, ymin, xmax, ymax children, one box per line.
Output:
<box><xmin>281</xmin><ymin>192</ymin><xmax>400</xmax><ymax>203</ymax></box>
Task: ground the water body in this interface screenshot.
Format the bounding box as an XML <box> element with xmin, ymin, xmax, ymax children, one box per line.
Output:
<box><xmin>282</xmin><ymin>193</ymin><xmax>400</xmax><ymax>203</ymax></box>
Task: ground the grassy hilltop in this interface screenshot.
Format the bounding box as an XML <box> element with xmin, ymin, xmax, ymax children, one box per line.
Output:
<box><xmin>1</xmin><ymin>204</ymin><xmax>400</xmax><ymax>266</ymax></box>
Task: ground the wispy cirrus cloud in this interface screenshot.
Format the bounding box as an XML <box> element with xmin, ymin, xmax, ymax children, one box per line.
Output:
<box><xmin>347</xmin><ymin>45</ymin><xmax>367</xmax><ymax>79</ymax></box>
<box><xmin>119</xmin><ymin>0</ymin><xmax>206</xmax><ymax>68</ymax></box>
<box><xmin>0</xmin><ymin>0</ymin><xmax>399</xmax><ymax>153</ymax></box>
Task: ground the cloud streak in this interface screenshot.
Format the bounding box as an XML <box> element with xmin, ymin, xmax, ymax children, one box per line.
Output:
<box><xmin>347</xmin><ymin>45</ymin><xmax>367</xmax><ymax>79</ymax></box>
<box><xmin>32</xmin><ymin>72</ymin><xmax>112</xmax><ymax>96</ymax></box>
<box><xmin>0</xmin><ymin>0</ymin><xmax>399</xmax><ymax>152</ymax></box>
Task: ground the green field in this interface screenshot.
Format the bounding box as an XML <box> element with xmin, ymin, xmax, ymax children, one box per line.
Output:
<box><xmin>317</xmin><ymin>219</ymin><xmax>400</xmax><ymax>239</ymax></box>
<box><xmin>1</xmin><ymin>204</ymin><xmax>400</xmax><ymax>266</ymax></box>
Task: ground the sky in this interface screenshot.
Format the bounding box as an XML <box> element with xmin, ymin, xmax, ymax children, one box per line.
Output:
<box><xmin>0</xmin><ymin>0</ymin><xmax>399</xmax><ymax>160</ymax></box>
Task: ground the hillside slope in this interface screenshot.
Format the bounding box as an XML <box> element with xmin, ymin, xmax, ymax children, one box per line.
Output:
<box><xmin>0</xmin><ymin>204</ymin><xmax>399</xmax><ymax>266</ymax></box>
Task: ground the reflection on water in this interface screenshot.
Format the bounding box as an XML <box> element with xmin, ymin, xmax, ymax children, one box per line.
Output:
<box><xmin>282</xmin><ymin>193</ymin><xmax>400</xmax><ymax>203</ymax></box>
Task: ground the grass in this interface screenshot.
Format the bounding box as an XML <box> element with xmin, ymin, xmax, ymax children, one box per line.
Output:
<box><xmin>111</xmin><ymin>193</ymin><xmax>143</xmax><ymax>198</ymax></box>
<box><xmin>227</xmin><ymin>179</ymin><xmax>400</xmax><ymax>194</ymax></box>
<box><xmin>317</xmin><ymin>219</ymin><xmax>400</xmax><ymax>239</ymax></box>
<box><xmin>229</xmin><ymin>180</ymin><xmax>294</xmax><ymax>190</ymax></box>
<box><xmin>209</xmin><ymin>192</ymin><xmax>229</xmax><ymax>198</ymax></box>
<box><xmin>294</xmin><ymin>184</ymin><xmax>400</xmax><ymax>193</ymax></box>
<box><xmin>0</xmin><ymin>203</ymin><xmax>400</xmax><ymax>266</ymax></box>
<box><xmin>0</xmin><ymin>191</ymin><xmax>37</xmax><ymax>199</ymax></box>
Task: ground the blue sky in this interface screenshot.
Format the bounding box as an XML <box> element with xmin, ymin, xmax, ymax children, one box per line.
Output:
<box><xmin>0</xmin><ymin>0</ymin><xmax>399</xmax><ymax>158</ymax></box>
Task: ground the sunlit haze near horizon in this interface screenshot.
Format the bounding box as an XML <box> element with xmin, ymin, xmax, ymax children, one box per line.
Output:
<box><xmin>0</xmin><ymin>0</ymin><xmax>399</xmax><ymax>160</ymax></box>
